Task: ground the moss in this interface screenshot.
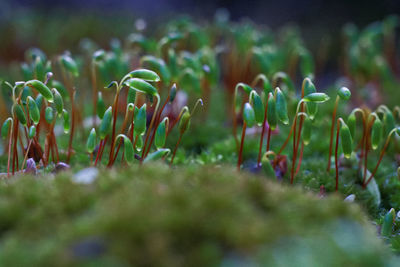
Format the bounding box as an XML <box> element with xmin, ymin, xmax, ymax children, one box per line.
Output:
<box><xmin>0</xmin><ymin>164</ymin><xmax>395</xmax><ymax>266</ymax></box>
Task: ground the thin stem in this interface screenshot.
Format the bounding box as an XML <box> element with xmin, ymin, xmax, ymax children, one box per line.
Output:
<box><xmin>67</xmin><ymin>90</ymin><xmax>76</xmax><ymax>163</ymax></box>
<box><xmin>364</xmin><ymin>128</ymin><xmax>398</xmax><ymax>188</ymax></box>
<box><xmin>107</xmin><ymin>88</ymin><xmax>120</xmax><ymax>165</ymax></box>
<box><xmin>257</xmin><ymin>94</ymin><xmax>269</xmax><ymax>167</ymax></box>
<box><xmin>327</xmin><ymin>96</ymin><xmax>340</xmax><ymax>172</ymax></box>
<box><xmin>237</xmin><ymin>122</ymin><xmax>247</xmax><ymax>171</ymax></box>
<box><xmin>144</xmin><ymin>94</ymin><xmax>170</xmax><ymax>158</ymax></box>
<box><xmin>295</xmin><ymin>142</ymin><xmax>304</xmax><ymax>176</ymax></box>
<box><xmin>141</xmin><ymin>94</ymin><xmax>160</xmax><ymax>160</ymax></box>
<box><xmin>335</xmin><ymin>119</ymin><xmax>341</xmax><ymax>192</ymax></box>
<box><xmin>20</xmin><ymin>139</ymin><xmax>33</xmax><ymax>171</ymax></box>
<box><xmin>94</xmin><ymin>139</ymin><xmax>103</xmax><ymax>166</ymax></box>
<box><xmin>170</xmin><ymin>132</ymin><xmax>183</xmax><ymax>165</ymax></box>
<box><xmin>7</xmin><ymin>124</ymin><xmax>13</xmax><ymax>177</ymax></box>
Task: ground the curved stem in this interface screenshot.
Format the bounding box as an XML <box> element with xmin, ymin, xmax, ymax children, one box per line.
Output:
<box><xmin>237</xmin><ymin>122</ymin><xmax>247</xmax><ymax>171</ymax></box>
<box><xmin>327</xmin><ymin>96</ymin><xmax>340</xmax><ymax>172</ymax></box>
<box><xmin>21</xmin><ymin>139</ymin><xmax>33</xmax><ymax>171</ymax></box>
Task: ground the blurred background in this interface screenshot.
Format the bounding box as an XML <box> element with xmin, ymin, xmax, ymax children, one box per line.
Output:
<box><xmin>1</xmin><ymin>0</ymin><xmax>399</xmax><ymax>63</ymax></box>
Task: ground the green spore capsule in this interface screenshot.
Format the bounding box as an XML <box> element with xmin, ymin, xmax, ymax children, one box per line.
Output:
<box><xmin>127</xmin><ymin>87</ymin><xmax>136</xmax><ymax>105</ymax></box>
<box><xmin>97</xmin><ymin>92</ymin><xmax>106</xmax><ymax>119</ymax></box>
<box><xmin>303</xmin><ymin>78</ymin><xmax>318</xmax><ymax>120</ymax></box>
<box><xmin>1</xmin><ymin>118</ymin><xmax>12</xmax><ymax>139</ymax></box>
<box><xmin>28</xmin><ymin>125</ymin><xmax>36</xmax><ymax>139</ymax></box>
<box><xmin>155</xmin><ymin>117</ymin><xmax>168</xmax><ymax>149</ymax></box>
<box><xmin>347</xmin><ymin>112</ymin><xmax>356</xmax><ymax>138</ymax></box>
<box><xmin>128</xmin><ymin>69</ymin><xmax>160</xmax><ymax>82</ymax></box>
<box><xmin>135</xmin><ymin>134</ymin><xmax>144</xmax><ymax>152</ymax></box>
<box><xmin>45</xmin><ymin>106</ymin><xmax>54</xmax><ymax>124</ymax></box>
<box><xmin>243</xmin><ymin>103</ymin><xmax>255</xmax><ymax>128</ymax></box>
<box><xmin>86</xmin><ymin>128</ymin><xmax>97</xmax><ymax>154</ymax></box>
<box><xmin>63</xmin><ymin>109</ymin><xmax>70</xmax><ymax>133</ymax></box>
<box><xmin>27</xmin><ymin>96</ymin><xmax>40</xmax><ymax>124</ymax></box>
<box><xmin>140</xmin><ymin>56</ymin><xmax>171</xmax><ymax>85</ymax></box>
<box><xmin>381</xmin><ymin>208</ymin><xmax>395</xmax><ymax>237</ymax></box>
<box><xmin>13</xmin><ymin>104</ymin><xmax>27</xmax><ymax>126</ymax></box>
<box><xmin>35</xmin><ymin>94</ymin><xmax>44</xmax><ymax>111</ymax></box>
<box><xmin>275</xmin><ymin>88</ymin><xmax>289</xmax><ymax>125</ymax></box>
<box><xmin>117</xmin><ymin>134</ymin><xmax>134</xmax><ymax>164</ymax></box>
<box><xmin>371</xmin><ymin>117</ymin><xmax>383</xmax><ymax>150</ymax></box>
<box><xmin>52</xmin><ymin>88</ymin><xmax>64</xmax><ymax>114</ymax></box>
<box><xmin>169</xmin><ymin>84</ymin><xmax>177</xmax><ymax>103</ymax></box>
<box><xmin>99</xmin><ymin>107</ymin><xmax>112</xmax><ymax>139</ymax></box>
<box><xmin>50</xmin><ymin>80</ymin><xmax>68</xmax><ymax>99</ymax></box>
<box><xmin>124</xmin><ymin>78</ymin><xmax>158</xmax><ymax>96</ymax></box>
<box><xmin>267</xmin><ymin>93</ymin><xmax>277</xmax><ymax>130</ymax></box>
<box><xmin>261</xmin><ymin>153</ymin><xmax>276</xmax><ymax>179</ymax></box>
<box><xmin>60</xmin><ymin>55</ymin><xmax>79</xmax><ymax>77</ymax></box>
<box><xmin>303</xmin><ymin>92</ymin><xmax>330</xmax><ymax>103</ymax></box>
<box><xmin>179</xmin><ymin>111</ymin><xmax>191</xmax><ymax>133</ymax></box>
<box><xmin>302</xmin><ymin>116</ymin><xmax>312</xmax><ymax>145</ymax></box>
<box><xmin>340</xmin><ymin>122</ymin><xmax>353</xmax><ymax>159</ymax></box>
<box><xmin>144</xmin><ymin>148</ymin><xmax>170</xmax><ymax>163</ymax></box>
<box><xmin>251</xmin><ymin>91</ymin><xmax>264</xmax><ymax>126</ymax></box>
<box><xmin>338</xmin><ymin>87</ymin><xmax>351</xmax><ymax>100</ymax></box>
<box><xmin>25</xmin><ymin>80</ymin><xmax>53</xmax><ymax>102</ymax></box>
<box><xmin>134</xmin><ymin>104</ymin><xmax>147</xmax><ymax>136</ymax></box>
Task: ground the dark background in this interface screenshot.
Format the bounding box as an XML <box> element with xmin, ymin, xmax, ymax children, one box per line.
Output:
<box><xmin>2</xmin><ymin>0</ymin><xmax>400</xmax><ymax>27</ymax></box>
<box><xmin>0</xmin><ymin>0</ymin><xmax>399</xmax><ymax>64</ymax></box>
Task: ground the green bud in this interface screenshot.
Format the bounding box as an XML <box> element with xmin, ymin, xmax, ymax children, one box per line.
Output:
<box><xmin>86</xmin><ymin>128</ymin><xmax>97</xmax><ymax>153</ymax></box>
<box><xmin>60</xmin><ymin>55</ymin><xmax>79</xmax><ymax>77</ymax></box>
<box><xmin>169</xmin><ymin>83</ymin><xmax>177</xmax><ymax>103</ymax></box>
<box><xmin>99</xmin><ymin>107</ymin><xmax>112</xmax><ymax>139</ymax></box>
<box><xmin>303</xmin><ymin>92</ymin><xmax>330</xmax><ymax>103</ymax></box>
<box><xmin>155</xmin><ymin>117</ymin><xmax>168</xmax><ymax>149</ymax></box>
<box><xmin>52</xmin><ymin>88</ymin><xmax>64</xmax><ymax>114</ymax></box>
<box><xmin>236</xmin><ymin>82</ymin><xmax>253</xmax><ymax>95</ymax></box>
<box><xmin>13</xmin><ymin>104</ymin><xmax>27</xmax><ymax>126</ymax></box>
<box><xmin>63</xmin><ymin>109</ymin><xmax>70</xmax><ymax>133</ymax></box>
<box><xmin>45</xmin><ymin>106</ymin><xmax>54</xmax><ymax>124</ymax></box>
<box><xmin>135</xmin><ymin>134</ymin><xmax>144</xmax><ymax>151</ymax></box>
<box><xmin>267</xmin><ymin>93</ymin><xmax>277</xmax><ymax>130</ymax></box>
<box><xmin>97</xmin><ymin>92</ymin><xmax>106</xmax><ymax>119</ymax></box>
<box><xmin>25</xmin><ymin>80</ymin><xmax>53</xmax><ymax>102</ymax></box>
<box><xmin>127</xmin><ymin>87</ymin><xmax>136</xmax><ymax>105</ymax></box>
<box><xmin>144</xmin><ymin>148</ymin><xmax>170</xmax><ymax>163</ymax></box>
<box><xmin>27</xmin><ymin>96</ymin><xmax>40</xmax><ymax>124</ymax></box>
<box><xmin>243</xmin><ymin>102</ymin><xmax>255</xmax><ymax>128</ymax></box>
<box><xmin>128</xmin><ymin>69</ymin><xmax>160</xmax><ymax>82</ymax></box>
<box><xmin>302</xmin><ymin>116</ymin><xmax>312</xmax><ymax>145</ymax></box>
<box><xmin>35</xmin><ymin>94</ymin><xmax>44</xmax><ymax>111</ymax></box>
<box><xmin>140</xmin><ymin>56</ymin><xmax>171</xmax><ymax>85</ymax></box>
<box><xmin>117</xmin><ymin>134</ymin><xmax>134</xmax><ymax>164</ymax></box>
<box><xmin>275</xmin><ymin>88</ymin><xmax>289</xmax><ymax>124</ymax></box>
<box><xmin>261</xmin><ymin>153</ymin><xmax>276</xmax><ymax>179</ymax></box>
<box><xmin>93</xmin><ymin>49</ymin><xmax>106</xmax><ymax>62</ymax></box>
<box><xmin>381</xmin><ymin>208</ymin><xmax>395</xmax><ymax>237</ymax></box>
<box><xmin>28</xmin><ymin>125</ymin><xmax>36</xmax><ymax>139</ymax></box>
<box><xmin>340</xmin><ymin>122</ymin><xmax>353</xmax><ymax>159</ymax></box>
<box><xmin>179</xmin><ymin>111</ymin><xmax>191</xmax><ymax>133</ymax></box>
<box><xmin>251</xmin><ymin>91</ymin><xmax>264</xmax><ymax>126</ymax></box>
<box><xmin>134</xmin><ymin>104</ymin><xmax>147</xmax><ymax>136</ymax></box>
<box><xmin>50</xmin><ymin>80</ymin><xmax>68</xmax><ymax>99</ymax></box>
<box><xmin>124</xmin><ymin>78</ymin><xmax>158</xmax><ymax>96</ymax></box>
<box><xmin>1</xmin><ymin>118</ymin><xmax>12</xmax><ymax>139</ymax></box>
<box><xmin>338</xmin><ymin>87</ymin><xmax>351</xmax><ymax>100</ymax></box>
<box><xmin>347</xmin><ymin>112</ymin><xmax>356</xmax><ymax>138</ymax></box>
<box><xmin>371</xmin><ymin>117</ymin><xmax>383</xmax><ymax>150</ymax></box>
<box><xmin>303</xmin><ymin>78</ymin><xmax>318</xmax><ymax>119</ymax></box>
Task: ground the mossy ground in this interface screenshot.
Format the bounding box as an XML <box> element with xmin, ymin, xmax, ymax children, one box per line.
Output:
<box><xmin>0</xmin><ymin>164</ymin><xmax>396</xmax><ymax>266</ymax></box>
